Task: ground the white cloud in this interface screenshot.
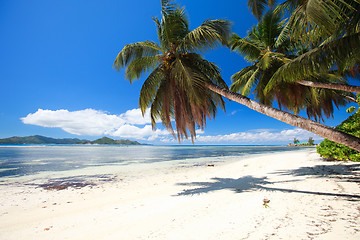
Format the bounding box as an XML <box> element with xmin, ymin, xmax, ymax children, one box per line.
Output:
<box><xmin>21</xmin><ymin>108</ymin><xmax>169</xmax><ymax>140</ymax></box>
<box><xmin>194</xmin><ymin>128</ymin><xmax>322</xmax><ymax>144</ymax></box>
<box><xmin>111</xmin><ymin>124</ymin><xmax>169</xmax><ymax>140</ymax></box>
<box><xmin>229</xmin><ymin>110</ymin><xmax>239</xmax><ymax>116</ymax></box>
<box><xmin>21</xmin><ymin>109</ymin><xmax>126</xmax><ymax>136</ymax></box>
<box><xmin>195</xmin><ymin>129</ymin><xmax>205</xmax><ymax>134</ymax></box>
<box><xmin>120</xmin><ymin>108</ymin><xmax>152</xmax><ymax>125</ymax></box>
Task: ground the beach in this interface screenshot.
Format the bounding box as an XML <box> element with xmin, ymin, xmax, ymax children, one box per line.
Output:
<box><xmin>0</xmin><ymin>149</ymin><xmax>359</xmax><ymax>239</ymax></box>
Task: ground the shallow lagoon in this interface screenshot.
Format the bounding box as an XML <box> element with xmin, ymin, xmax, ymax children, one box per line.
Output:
<box><xmin>0</xmin><ymin>145</ymin><xmax>309</xmax><ymax>180</ymax></box>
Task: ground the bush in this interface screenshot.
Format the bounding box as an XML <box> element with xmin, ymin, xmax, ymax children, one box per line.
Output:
<box><xmin>317</xmin><ymin>111</ymin><xmax>360</xmax><ymax>161</ymax></box>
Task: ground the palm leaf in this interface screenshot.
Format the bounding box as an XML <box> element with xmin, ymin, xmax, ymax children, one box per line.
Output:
<box><xmin>279</xmin><ymin>0</ymin><xmax>357</xmax><ymax>41</ymax></box>
<box><xmin>274</xmin><ymin>18</ymin><xmax>290</xmax><ymax>49</ymax></box>
<box><xmin>150</xmin><ymin>76</ymin><xmax>174</xmax><ymax>131</ymax></box>
<box><xmin>125</xmin><ymin>55</ymin><xmax>160</xmax><ymax>82</ymax></box>
<box><xmin>242</xmin><ymin>68</ymin><xmax>260</xmax><ymax>96</ymax></box>
<box><xmin>179</xmin><ymin>19</ymin><xmax>231</xmax><ymax>53</ymax></box>
<box><xmin>161</xmin><ymin>0</ymin><xmax>177</xmax><ymax>15</ymax></box>
<box><xmin>139</xmin><ymin>65</ymin><xmax>164</xmax><ymax>114</ymax></box>
<box><xmin>162</xmin><ymin>6</ymin><xmax>190</xmax><ymax>45</ymax></box>
<box><xmin>172</xmin><ymin>58</ymin><xmax>209</xmax><ymax>104</ymax></box>
<box><xmin>113</xmin><ymin>41</ymin><xmax>161</xmax><ymax>70</ymax></box>
<box><xmin>259</xmin><ymin>10</ymin><xmax>282</xmax><ymax>47</ymax></box>
<box><xmin>266</xmin><ymin>32</ymin><xmax>360</xmax><ymax>92</ymax></box>
<box><xmin>186</xmin><ymin>53</ymin><xmax>228</xmax><ymax>90</ymax></box>
<box><xmin>230</xmin><ymin>66</ymin><xmax>259</xmax><ymax>94</ymax></box>
<box><xmin>230</xmin><ymin>33</ymin><xmax>263</xmax><ymax>63</ymax></box>
<box><xmin>247</xmin><ymin>0</ymin><xmax>277</xmax><ymax>20</ymax></box>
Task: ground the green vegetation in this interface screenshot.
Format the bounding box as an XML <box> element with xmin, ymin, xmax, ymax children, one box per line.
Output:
<box><xmin>288</xmin><ymin>137</ymin><xmax>316</xmax><ymax>147</ymax></box>
<box><xmin>317</xmin><ymin>111</ymin><xmax>360</xmax><ymax>162</ymax></box>
<box><xmin>0</xmin><ymin>135</ymin><xmax>141</xmax><ymax>145</ymax></box>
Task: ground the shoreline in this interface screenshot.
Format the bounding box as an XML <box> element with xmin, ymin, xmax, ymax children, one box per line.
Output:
<box><xmin>1</xmin><ymin>149</ymin><xmax>359</xmax><ymax>239</ymax></box>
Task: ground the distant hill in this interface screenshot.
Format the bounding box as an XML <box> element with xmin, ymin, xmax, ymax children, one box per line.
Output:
<box><xmin>0</xmin><ymin>135</ymin><xmax>84</xmax><ymax>145</ymax></box>
<box><xmin>0</xmin><ymin>135</ymin><xmax>142</xmax><ymax>145</ymax></box>
<box><xmin>77</xmin><ymin>137</ymin><xmax>141</xmax><ymax>145</ymax></box>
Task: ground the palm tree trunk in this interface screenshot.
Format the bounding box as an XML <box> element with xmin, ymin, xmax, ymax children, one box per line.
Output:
<box><xmin>297</xmin><ymin>80</ymin><xmax>360</xmax><ymax>93</ymax></box>
<box><xmin>206</xmin><ymin>83</ymin><xmax>360</xmax><ymax>152</ymax></box>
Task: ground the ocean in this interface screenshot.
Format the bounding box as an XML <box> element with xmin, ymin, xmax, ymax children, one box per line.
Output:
<box><xmin>0</xmin><ymin>145</ymin><xmax>309</xmax><ymax>186</ymax></box>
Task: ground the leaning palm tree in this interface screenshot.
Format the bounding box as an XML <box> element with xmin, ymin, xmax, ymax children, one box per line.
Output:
<box><xmin>114</xmin><ymin>0</ymin><xmax>360</xmax><ymax>151</ymax></box>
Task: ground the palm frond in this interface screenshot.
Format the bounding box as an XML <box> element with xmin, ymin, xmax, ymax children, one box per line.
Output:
<box><xmin>230</xmin><ymin>33</ymin><xmax>263</xmax><ymax>63</ymax></box>
<box><xmin>139</xmin><ymin>65</ymin><xmax>164</xmax><ymax>114</ymax></box>
<box><xmin>307</xmin><ymin>0</ymin><xmax>342</xmax><ymax>32</ymax></box>
<box><xmin>159</xmin><ymin>5</ymin><xmax>190</xmax><ymax>49</ymax></box>
<box><xmin>152</xmin><ymin>17</ymin><xmax>167</xmax><ymax>51</ymax></box>
<box><xmin>150</xmin><ymin>76</ymin><xmax>174</xmax><ymax>131</ymax></box>
<box><xmin>125</xmin><ymin>55</ymin><xmax>160</xmax><ymax>82</ymax></box>
<box><xmin>179</xmin><ymin>19</ymin><xmax>231</xmax><ymax>53</ymax></box>
<box><xmin>247</xmin><ymin>0</ymin><xmax>277</xmax><ymax>20</ymax></box>
<box><xmin>161</xmin><ymin>0</ymin><xmax>177</xmax><ymax>15</ymax></box>
<box><xmin>274</xmin><ymin>18</ymin><xmax>290</xmax><ymax>49</ymax></box>
<box><xmin>281</xmin><ymin>0</ymin><xmax>358</xmax><ymax>41</ymax></box>
<box><xmin>259</xmin><ymin>11</ymin><xmax>283</xmax><ymax>47</ymax></box>
<box><xmin>266</xmin><ymin>32</ymin><xmax>360</xmax><ymax>91</ymax></box>
<box><xmin>186</xmin><ymin>53</ymin><xmax>228</xmax><ymax>90</ymax></box>
<box><xmin>230</xmin><ymin>66</ymin><xmax>258</xmax><ymax>93</ymax></box>
<box><xmin>274</xmin><ymin>0</ymin><xmax>302</xmax><ymax>15</ymax></box>
<box><xmin>113</xmin><ymin>41</ymin><xmax>161</xmax><ymax>71</ymax></box>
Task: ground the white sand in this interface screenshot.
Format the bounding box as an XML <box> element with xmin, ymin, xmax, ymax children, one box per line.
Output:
<box><xmin>0</xmin><ymin>149</ymin><xmax>359</xmax><ymax>240</ymax></box>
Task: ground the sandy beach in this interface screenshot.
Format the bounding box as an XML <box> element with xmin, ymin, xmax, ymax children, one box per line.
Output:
<box><xmin>1</xmin><ymin>149</ymin><xmax>359</xmax><ymax>239</ymax></box>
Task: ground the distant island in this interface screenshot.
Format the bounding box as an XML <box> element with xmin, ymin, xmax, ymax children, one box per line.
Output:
<box><xmin>0</xmin><ymin>135</ymin><xmax>142</xmax><ymax>145</ymax></box>
<box><xmin>77</xmin><ymin>137</ymin><xmax>142</xmax><ymax>145</ymax></box>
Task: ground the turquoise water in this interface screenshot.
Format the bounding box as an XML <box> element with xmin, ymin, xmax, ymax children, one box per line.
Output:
<box><xmin>0</xmin><ymin>145</ymin><xmax>307</xmax><ymax>179</ymax></box>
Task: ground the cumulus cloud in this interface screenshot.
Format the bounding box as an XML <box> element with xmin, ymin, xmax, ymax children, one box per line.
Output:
<box><xmin>194</xmin><ymin>128</ymin><xmax>321</xmax><ymax>144</ymax></box>
<box><xmin>21</xmin><ymin>108</ymin><xmax>169</xmax><ymax>140</ymax></box>
<box><xmin>119</xmin><ymin>108</ymin><xmax>152</xmax><ymax>125</ymax></box>
<box><xmin>21</xmin><ymin>109</ymin><xmax>126</xmax><ymax>136</ymax></box>
<box><xmin>111</xmin><ymin>124</ymin><xmax>169</xmax><ymax>140</ymax></box>
<box><xmin>159</xmin><ymin>128</ymin><xmax>322</xmax><ymax>144</ymax></box>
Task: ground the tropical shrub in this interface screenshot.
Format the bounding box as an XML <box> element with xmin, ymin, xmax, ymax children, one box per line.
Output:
<box><xmin>317</xmin><ymin>111</ymin><xmax>360</xmax><ymax>161</ymax></box>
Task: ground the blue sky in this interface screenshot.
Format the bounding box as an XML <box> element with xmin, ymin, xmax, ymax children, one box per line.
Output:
<box><xmin>0</xmin><ymin>0</ymin><xmax>357</xmax><ymax>145</ymax></box>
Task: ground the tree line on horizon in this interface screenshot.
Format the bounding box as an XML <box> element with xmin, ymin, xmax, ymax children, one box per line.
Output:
<box><xmin>289</xmin><ymin>137</ymin><xmax>315</xmax><ymax>146</ymax></box>
<box><xmin>113</xmin><ymin>0</ymin><xmax>360</xmax><ymax>159</ymax></box>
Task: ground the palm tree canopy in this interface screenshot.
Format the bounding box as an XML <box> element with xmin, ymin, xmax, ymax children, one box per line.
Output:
<box><xmin>248</xmin><ymin>0</ymin><xmax>360</xmax><ymax>36</ymax></box>
<box><xmin>114</xmin><ymin>0</ymin><xmax>231</xmax><ymax>142</ymax></box>
<box><xmin>230</xmin><ymin>10</ymin><xmax>350</xmax><ymax>121</ymax></box>
<box><xmin>263</xmin><ymin>0</ymin><xmax>360</xmax><ymax>94</ymax></box>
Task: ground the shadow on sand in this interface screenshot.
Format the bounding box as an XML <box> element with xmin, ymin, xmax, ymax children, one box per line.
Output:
<box><xmin>175</xmin><ymin>163</ymin><xmax>360</xmax><ymax>201</ymax></box>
